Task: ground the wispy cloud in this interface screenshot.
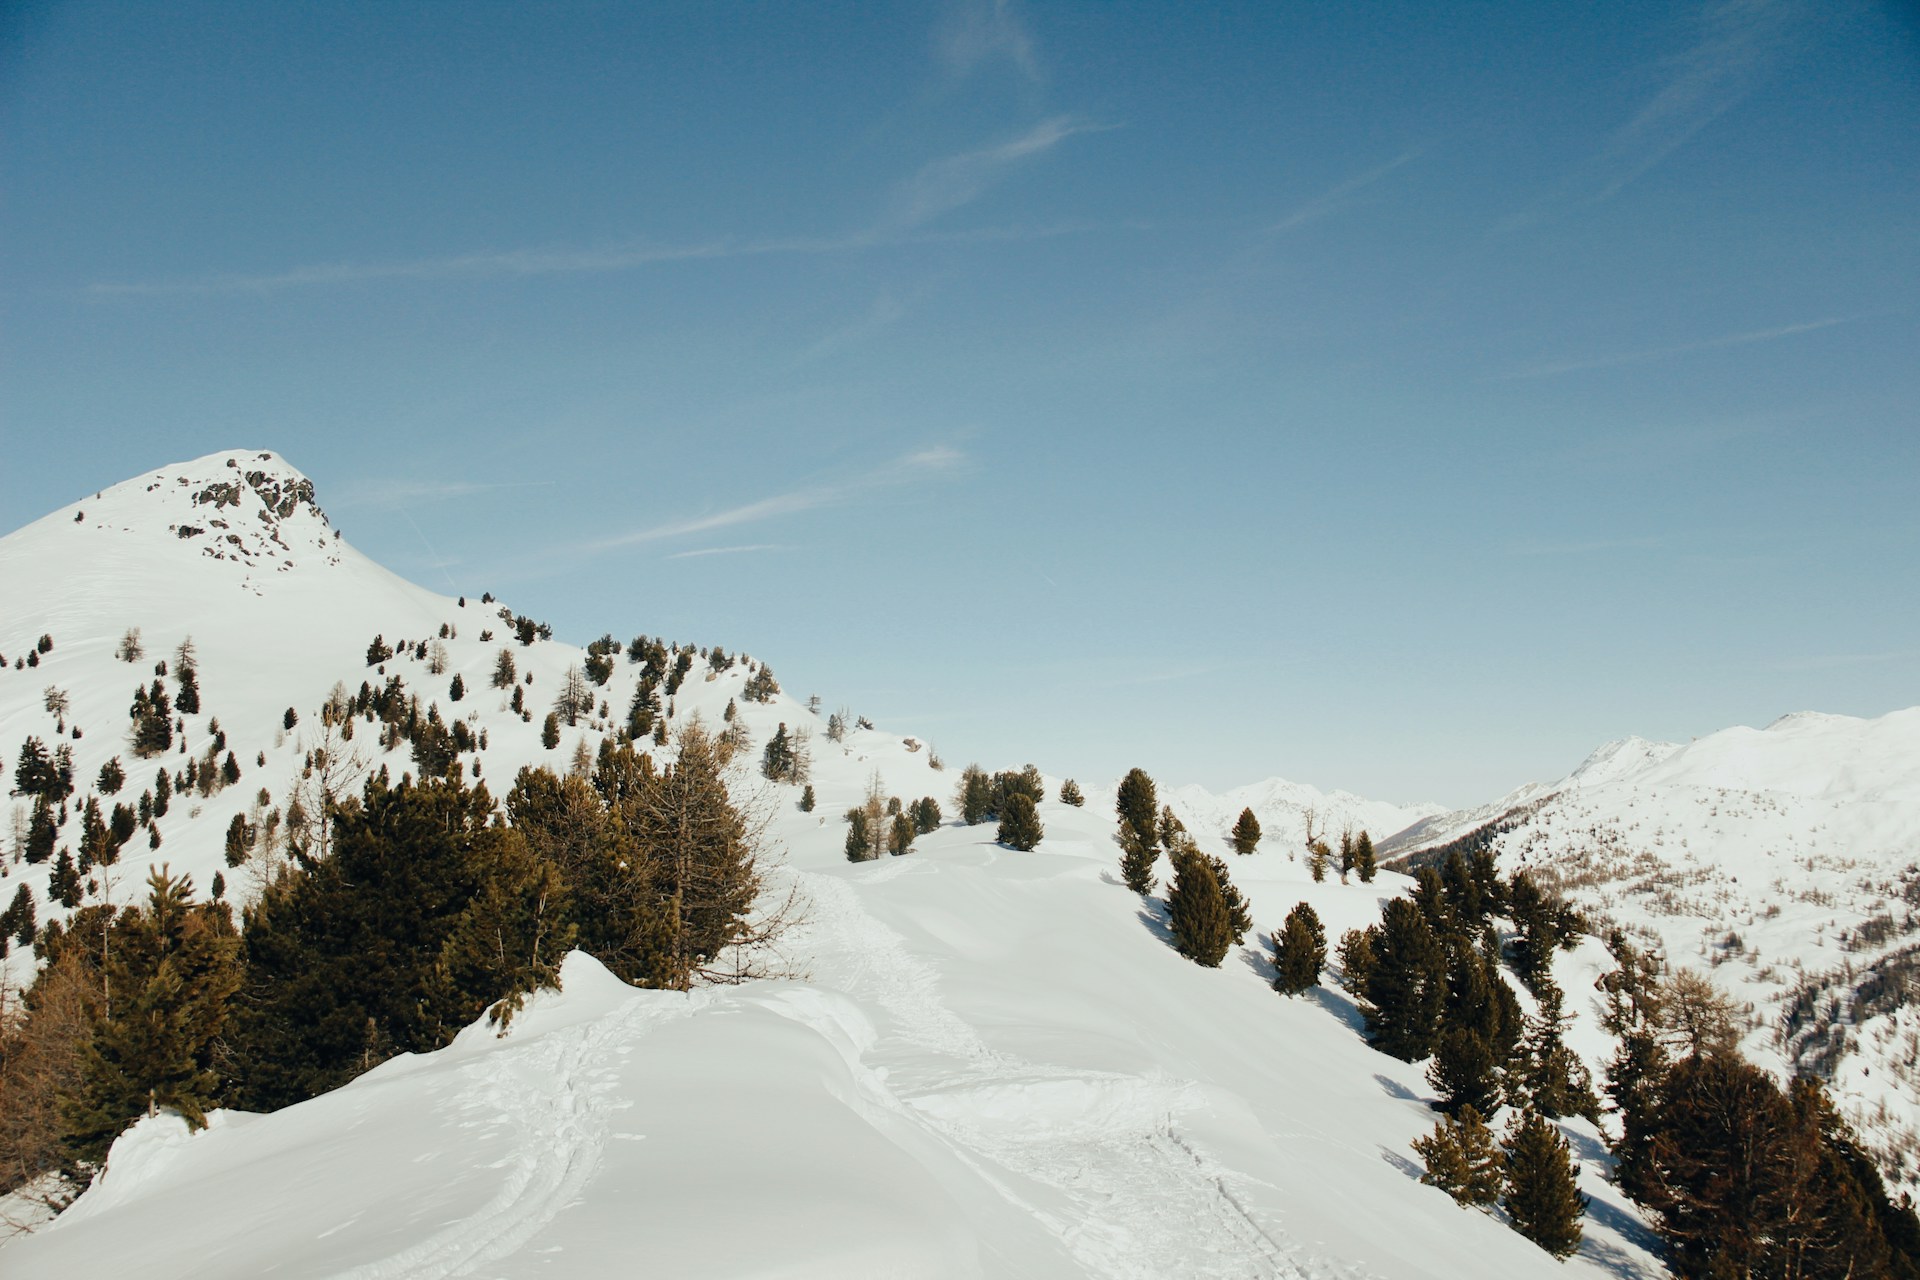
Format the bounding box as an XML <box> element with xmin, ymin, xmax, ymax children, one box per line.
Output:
<box><xmin>582</xmin><ymin>446</ymin><xmax>964</xmax><ymax>553</ymax></box>
<box><xmin>91</xmin><ymin>188</ymin><xmax>1109</xmax><ymax>297</ymax></box>
<box><xmin>938</xmin><ymin>0</ymin><xmax>1041</xmax><ymax>83</ymax></box>
<box><xmin>1507</xmin><ymin>0</ymin><xmax>1802</xmax><ymax>227</ymax></box>
<box><xmin>1502</xmin><ymin>315</ymin><xmax>1856</xmax><ymax>380</ymax></box>
<box><xmin>791</xmin><ymin>289</ymin><xmax>910</xmax><ymax>366</ymax></box>
<box><xmin>1269</xmin><ymin>152</ymin><xmax>1417</xmax><ymax>234</ymax></box>
<box><xmin>880</xmin><ymin>116</ymin><xmax>1107</xmax><ymax>231</ymax></box>
<box><xmin>333</xmin><ymin>477</ymin><xmax>557</xmax><ymax>510</ymax></box>
<box><xmin>665</xmin><ymin>544</ymin><xmax>787</xmax><ymax>560</ymax></box>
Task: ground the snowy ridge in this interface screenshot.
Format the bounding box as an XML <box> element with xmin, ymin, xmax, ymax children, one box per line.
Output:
<box><xmin>0</xmin><ymin>452</ymin><xmax>1670</xmax><ymax>1275</ymax></box>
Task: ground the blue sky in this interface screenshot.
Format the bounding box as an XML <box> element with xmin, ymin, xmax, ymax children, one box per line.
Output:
<box><xmin>3</xmin><ymin>0</ymin><xmax>1916</xmax><ymax>806</ymax></box>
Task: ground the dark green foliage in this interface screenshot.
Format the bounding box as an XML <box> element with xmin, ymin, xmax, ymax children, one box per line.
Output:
<box><xmin>1515</xmin><ymin>990</ymin><xmax>1598</xmax><ymax>1121</ymax></box>
<box><xmin>583</xmin><ymin>651</ymin><xmax>614</xmax><ymax>687</ymax></box>
<box><xmin>26</xmin><ymin>797</ymin><xmax>56</xmax><ymax>864</ymax></box>
<box><xmin>1166</xmin><ymin>848</ymin><xmax>1232</xmax><ymax>967</ymax></box>
<box><xmin>366</xmin><ymin>634</ymin><xmax>393</xmax><ymax>666</ymax></box>
<box><xmin>911</xmin><ymin>796</ymin><xmax>941</xmax><ymax>835</ymax></box>
<box><xmin>1353</xmin><ymin>829</ymin><xmax>1377</xmax><ymax>882</ymax></box>
<box><xmin>1119</xmin><ymin>825</ymin><xmax>1158</xmax><ymax>894</ymax></box>
<box><xmin>223</xmin><ymin>751</ymin><xmax>241</xmax><ymax>785</ymax></box>
<box><xmin>448</xmin><ymin>673</ymin><xmax>465</xmax><ymax>702</ymax></box>
<box><xmin>1413</xmin><ymin>1104</ymin><xmax>1504</xmax><ymax>1208</ymax></box>
<box><xmin>1630</xmin><ymin>1053</ymin><xmax>1920</xmax><ymax>1279</ymax></box>
<box><xmin>1271</xmin><ymin>902</ymin><xmax>1326</xmax><ymax>995</ymax></box>
<box><xmin>889</xmin><ymin>813</ymin><xmax>916</xmax><ymax>856</ymax></box>
<box><xmin>1230</xmin><ymin>807</ymin><xmax>1261</xmax><ymax>855</ymax></box>
<box><xmin>282</xmin><ymin>706</ymin><xmax>298</xmax><ymax>731</ymax></box>
<box><xmin>845</xmin><ymin>808</ymin><xmax>875</xmax><ymax>861</ymax></box>
<box><xmin>129</xmin><ymin>681</ymin><xmax>173</xmax><ymax>756</ymax></box>
<box><xmin>996</xmin><ymin>793</ymin><xmax>1044</xmax><ymax>851</ymax></box>
<box><xmin>97</xmin><ymin>757</ymin><xmax>125</xmax><ymax>795</ymax></box>
<box><xmin>1306</xmin><ymin>838</ymin><xmax>1331</xmax><ymax>882</ymax></box>
<box><xmin>741</xmin><ymin>664</ymin><xmax>779</xmax><ymax>703</ymax></box>
<box><xmin>1428</xmin><ymin>1028</ymin><xmax>1501</xmax><ymax>1117</ymax></box>
<box><xmin>492</xmin><ymin>648</ymin><xmax>517</xmax><ymax>689</ymax></box>
<box><xmin>63</xmin><ymin>868</ymin><xmax>244</xmax><ymax>1164</ymax></box>
<box><xmin>233</xmin><ymin>772</ymin><xmax>547</xmax><ymax>1110</ymax></box>
<box><xmin>1361</xmin><ymin>899</ymin><xmax>1447</xmax><ymax>1061</ymax></box>
<box><xmin>1115</xmin><ymin>767</ymin><xmax>1158</xmax><ymax>854</ymax></box>
<box><xmin>225</xmin><ymin>813</ymin><xmax>254</xmax><ymax>867</ymax></box>
<box><xmin>541</xmin><ymin>712</ymin><xmax>560</xmax><ymax>750</ymax></box>
<box><xmin>1059</xmin><ymin>779</ymin><xmax>1084</xmax><ymax>807</ymax></box>
<box><xmin>957</xmin><ymin>765</ymin><xmax>993</xmax><ymax>825</ymax></box>
<box><xmin>153</xmin><ymin>766</ymin><xmax>172</xmax><ymax>817</ymax></box>
<box><xmin>174</xmin><ymin>663</ymin><xmax>200</xmax><ymax>716</ymax></box>
<box><xmin>760</xmin><ymin>723</ymin><xmax>803</xmax><ymax>784</ymax></box>
<box><xmin>49</xmin><ymin>846</ymin><xmax>81</xmax><ymax>908</ymax></box>
<box><xmin>1337</xmin><ymin>926</ymin><xmax>1379</xmax><ymax>994</ymax></box>
<box><xmin>799</xmin><ymin>784</ymin><xmax>815</xmax><ymax>813</ymax></box>
<box><xmin>4</xmin><ymin>883</ymin><xmax>35</xmax><ymax>948</ymax></box>
<box><xmin>13</xmin><ymin>737</ymin><xmax>52</xmax><ymax>796</ymax></box>
<box><xmin>1502</xmin><ymin>1110</ymin><xmax>1585</xmax><ymax>1258</ymax></box>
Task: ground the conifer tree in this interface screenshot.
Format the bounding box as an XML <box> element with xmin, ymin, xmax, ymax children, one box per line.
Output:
<box><xmin>1166</xmin><ymin>847</ymin><xmax>1232</xmax><ymax>967</ymax></box>
<box><xmin>911</xmin><ymin>796</ymin><xmax>942</xmax><ymax>834</ymax></box>
<box><xmin>1306</xmin><ymin>838</ymin><xmax>1331</xmax><ymax>882</ymax></box>
<box><xmin>957</xmin><ymin>765</ymin><xmax>993</xmax><ymax>825</ymax></box>
<box><xmin>1115</xmin><ymin>768</ymin><xmax>1158</xmax><ymax>852</ymax></box>
<box><xmin>64</xmin><ymin>867</ymin><xmax>244</xmax><ymax>1164</ymax></box>
<box><xmin>541</xmin><ymin>712</ymin><xmax>561</xmax><ymax>750</ymax></box>
<box><xmin>1428</xmin><ymin>1027</ymin><xmax>1501</xmax><ymax>1117</ymax></box>
<box><xmin>1413</xmin><ymin>1104</ymin><xmax>1504</xmax><ymax>1208</ymax></box>
<box><xmin>1361</xmin><ymin>899</ymin><xmax>1447</xmax><ymax>1061</ymax></box>
<box><xmin>448</xmin><ymin>673</ymin><xmax>465</xmax><ymax>702</ymax></box>
<box><xmin>1059</xmin><ymin>779</ymin><xmax>1084</xmax><ymax>807</ymax></box>
<box><xmin>889</xmin><ymin>812</ymin><xmax>917</xmax><ymax>856</ymax></box>
<box><xmin>844</xmin><ymin>808</ymin><xmax>874</xmax><ymax>862</ymax></box>
<box><xmin>996</xmin><ymin>792</ymin><xmax>1043</xmax><ymax>850</ymax></box>
<box><xmin>492</xmin><ymin>648</ymin><xmax>517</xmax><ymax>689</ymax></box>
<box><xmin>1271</xmin><ymin>901</ymin><xmax>1326</xmax><ymax>995</ymax></box>
<box><xmin>1501</xmin><ymin>1110</ymin><xmax>1585</xmax><ymax>1258</ymax></box>
<box><xmin>799</xmin><ymin>784</ymin><xmax>815</xmax><ymax>813</ymax></box>
<box><xmin>1353</xmin><ymin>829</ymin><xmax>1377</xmax><ymax>882</ymax></box>
<box><xmin>97</xmin><ymin>757</ymin><xmax>126</xmax><ymax>794</ymax></box>
<box><xmin>1231</xmin><ymin>807</ymin><xmax>1262</xmax><ymax>855</ymax></box>
<box><xmin>49</xmin><ymin>846</ymin><xmax>81</xmax><ymax>908</ymax></box>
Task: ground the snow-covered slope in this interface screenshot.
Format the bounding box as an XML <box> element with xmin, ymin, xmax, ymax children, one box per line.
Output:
<box><xmin>1387</xmin><ymin>709</ymin><xmax>1920</xmax><ymax>1188</ymax></box>
<box><xmin>0</xmin><ymin>453</ymin><xmax>1665</xmax><ymax>1276</ymax></box>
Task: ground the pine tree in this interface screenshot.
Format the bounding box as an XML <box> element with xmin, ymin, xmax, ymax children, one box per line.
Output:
<box><xmin>1306</xmin><ymin>838</ymin><xmax>1331</xmax><ymax>882</ymax></box>
<box><xmin>844</xmin><ymin>808</ymin><xmax>874</xmax><ymax>861</ymax></box>
<box><xmin>911</xmin><ymin>796</ymin><xmax>942</xmax><ymax>834</ymax></box>
<box><xmin>1353</xmin><ymin>829</ymin><xmax>1377</xmax><ymax>882</ymax></box>
<box><xmin>64</xmin><ymin>867</ymin><xmax>244</xmax><ymax>1164</ymax></box>
<box><xmin>1166</xmin><ymin>847</ymin><xmax>1232</xmax><ymax>967</ymax></box>
<box><xmin>888</xmin><ymin>812</ymin><xmax>916</xmax><ymax>856</ymax></box>
<box><xmin>97</xmin><ymin>757</ymin><xmax>126</xmax><ymax>794</ymax></box>
<box><xmin>799</xmin><ymin>784</ymin><xmax>815</xmax><ymax>813</ymax></box>
<box><xmin>1502</xmin><ymin>1110</ymin><xmax>1585</xmax><ymax>1258</ymax></box>
<box><xmin>449</xmin><ymin>673</ymin><xmax>465</xmax><ymax>702</ymax></box>
<box><xmin>1413</xmin><ymin>1104</ymin><xmax>1504</xmax><ymax>1208</ymax></box>
<box><xmin>1059</xmin><ymin>779</ymin><xmax>1084</xmax><ymax>807</ymax></box>
<box><xmin>957</xmin><ymin>765</ymin><xmax>993</xmax><ymax>825</ymax></box>
<box><xmin>1200</xmin><ymin>850</ymin><xmax>1253</xmax><ymax>943</ymax></box>
<box><xmin>1361</xmin><ymin>899</ymin><xmax>1447</xmax><ymax>1061</ymax></box>
<box><xmin>1428</xmin><ymin>1027</ymin><xmax>1501</xmax><ymax>1117</ymax></box>
<box><xmin>541</xmin><ymin>712</ymin><xmax>561</xmax><ymax>750</ymax></box>
<box><xmin>1271</xmin><ymin>901</ymin><xmax>1327</xmax><ymax>995</ymax></box>
<box><xmin>996</xmin><ymin>793</ymin><xmax>1044</xmax><ymax>850</ymax></box>
<box><xmin>49</xmin><ymin>846</ymin><xmax>82</xmax><ymax>908</ymax></box>
<box><xmin>1230</xmin><ymin>807</ymin><xmax>1262</xmax><ymax>855</ymax></box>
<box><xmin>1115</xmin><ymin>767</ymin><xmax>1159</xmax><ymax>853</ymax></box>
<box><xmin>492</xmin><ymin>648</ymin><xmax>517</xmax><ymax>689</ymax></box>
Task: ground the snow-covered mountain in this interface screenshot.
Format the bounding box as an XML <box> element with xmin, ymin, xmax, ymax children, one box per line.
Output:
<box><xmin>0</xmin><ymin>449</ymin><xmax>1667</xmax><ymax>1276</ymax></box>
<box><xmin>1163</xmin><ymin>777</ymin><xmax>1444</xmax><ymax>865</ymax></box>
<box><xmin>1385</xmin><ymin>709</ymin><xmax>1920</xmax><ymax>1188</ymax></box>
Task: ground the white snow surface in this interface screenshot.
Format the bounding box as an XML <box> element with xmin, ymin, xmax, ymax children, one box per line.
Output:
<box><xmin>0</xmin><ymin>451</ymin><xmax>1675</xmax><ymax>1276</ymax></box>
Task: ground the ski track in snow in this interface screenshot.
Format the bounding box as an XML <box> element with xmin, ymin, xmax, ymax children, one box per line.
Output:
<box><xmin>327</xmin><ymin>993</ymin><xmax>702</xmax><ymax>1280</ymax></box>
<box><xmin>793</xmin><ymin>870</ymin><xmax>1372</xmax><ymax>1280</ymax></box>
